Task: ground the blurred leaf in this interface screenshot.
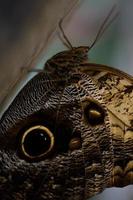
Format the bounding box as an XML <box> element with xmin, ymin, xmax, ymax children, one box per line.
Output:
<box><xmin>0</xmin><ymin>0</ymin><xmax>80</xmax><ymax>105</ymax></box>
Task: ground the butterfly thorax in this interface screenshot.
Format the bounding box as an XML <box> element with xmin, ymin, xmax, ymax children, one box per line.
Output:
<box><xmin>45</xmin><ymin>46</ymin><xmax>89</xmax><ymax>74</ymax></box>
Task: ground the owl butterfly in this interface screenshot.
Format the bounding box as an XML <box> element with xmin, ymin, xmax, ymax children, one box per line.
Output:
<box><xmin>0</xmin><ymin>5</ymin><xmax>132</xmax><ymax>200</ymax></box>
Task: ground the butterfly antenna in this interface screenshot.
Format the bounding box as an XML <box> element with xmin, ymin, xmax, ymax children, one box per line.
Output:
<box><xmin>89</xmin><ymin>5</ymin><xmax>119</xmax><ymax>50</ymax></box>
<box><xmin>59</xmin><ymin>18</ymin><xmax>73</xmax><ymax>49</ymax></box>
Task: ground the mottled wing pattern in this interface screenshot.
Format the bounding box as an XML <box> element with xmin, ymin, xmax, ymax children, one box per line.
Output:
<box><xmin>0</xmin><ymin>66</ymin><xmax>116</xmax><ymax>200</ymax></box>
<box><xmin>0</xmin><ymin>72</ymin><xmax>65</xmax><ymax>137</ymax></box>
<box><xmin>0</xmin><ymin>69</ymin><xmax>113</xmax><ymax>200</ymax></box>
<box><xmin>79</xmin><ymin>63</ymin><xmax>133</xmax><ymax>186</ymax></box>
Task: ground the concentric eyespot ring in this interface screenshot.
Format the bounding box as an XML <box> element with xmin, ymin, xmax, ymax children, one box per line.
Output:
<box><xmin>20</xmin><ymin>125</ymin><xmax>54</xmax><ymax>160</ymax></box>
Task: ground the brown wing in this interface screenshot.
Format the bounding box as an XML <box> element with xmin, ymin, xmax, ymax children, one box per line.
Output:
<box><xmin>79</xmin><ymin>63</ymin><xmax>133</xmax><ymax>187</ymax></box>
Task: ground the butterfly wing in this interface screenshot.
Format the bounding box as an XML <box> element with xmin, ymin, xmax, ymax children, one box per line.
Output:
<box><xmin>79</xmin><ymin>63</ymin><xmax>133</xmax><ymax>187</ymax></box>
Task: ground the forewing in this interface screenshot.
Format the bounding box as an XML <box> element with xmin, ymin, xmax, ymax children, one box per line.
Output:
<box><xmin>79</xmin><ymin>63</ymin><xmax>133</xmax><ymax>186</ymax></box>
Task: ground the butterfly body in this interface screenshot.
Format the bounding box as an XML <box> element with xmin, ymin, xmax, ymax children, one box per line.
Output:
<box><xmin>45</xmin><ymin>47</ymin><xmax>89</xmax><ymax>74</ymax></box>
<box><xmin>0</xmin><ymin>46</ymin><xmax>133</xmax><ymax>200</ymax></box>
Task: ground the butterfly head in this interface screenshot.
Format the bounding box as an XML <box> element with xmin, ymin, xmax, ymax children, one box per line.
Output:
<box><xmin>45</xmin><ymin>46</ymin><xmax>89</xmax><ymax>73</ymax></box>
